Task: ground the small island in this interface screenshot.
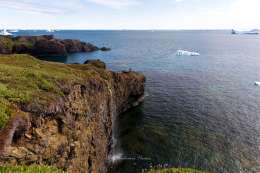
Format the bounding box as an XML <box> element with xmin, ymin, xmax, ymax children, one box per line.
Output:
<box><xmin>0</xmin><ymin>35</ymin><xmax>110</xmax><ymax>58</ymax></box>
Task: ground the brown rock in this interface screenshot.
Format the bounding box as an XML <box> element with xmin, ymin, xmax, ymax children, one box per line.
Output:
<box><xmin>0</xmin><ymin>60</ymin><xmax>145</xmax><ymax>173</ymax></box>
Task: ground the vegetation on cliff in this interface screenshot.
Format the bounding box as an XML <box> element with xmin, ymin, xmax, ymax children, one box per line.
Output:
<box><xmin>0</xmin><ymin>164</ymin><xmax>65</xmax><ymax>173</ymax></box>
<box><xmin>0</xmin><ymin>54</ymin><xmax>111</xmax><ymax>128</ymax></box>
<box><xmin>147</xmin><ymin>168</ymin><xmax>208</xmax><ymax>173</ymax></box>
<box><xmin>0</xmin><ymin>54</ymin><xmax>145</xmax><ymax>172</ymax></box>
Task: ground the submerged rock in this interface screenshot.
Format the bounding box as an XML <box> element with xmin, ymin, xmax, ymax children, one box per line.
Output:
<box><xmin>0</xmin><ymin>54</ymin><xmax>145</xmax><ymax>173</ymax></box>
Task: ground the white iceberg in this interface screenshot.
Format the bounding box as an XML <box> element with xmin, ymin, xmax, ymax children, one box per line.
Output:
<box><xmin>0</xmin><ymin>29</ymin><xmax>13</xmax><ymax>36</ymax></box>
<box><xmin>232</xmin><ymin>29</ymin><xmax>259</xmax><ymax>35</ymax></box>
<box><xmin>176</xmin><ymin>50</ymin><xmax>200</xmax><ymax>56</ymax></box>
<box><xmin>9</xmin><ymin>29</ymin><xmax>19</xmax><ymax>33</ymax></box>
<box><xmin>46</xmin><ymin>29</ymin><xmax>55</xmax><ymax>33</ymax></box>
<box><xmin>254</xmin><ymin>81</ymin><xmax>260</xmax><ymax>86</ymax></box>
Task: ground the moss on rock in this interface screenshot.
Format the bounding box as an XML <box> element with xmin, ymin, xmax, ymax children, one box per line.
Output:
<box><xmin>0</xmin><ymin>54</ymin><xmax>112</xmax><ymax>129</ymax></box>
<box><xmin>0</xmin><ymin>164</ymin><xmax>65</xmax><ymax>173</ymax></box>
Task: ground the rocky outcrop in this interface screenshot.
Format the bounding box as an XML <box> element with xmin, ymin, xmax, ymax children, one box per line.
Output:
<box><xmin>0</xmin><ymin>55</ymin><xmax>145</xmax><ymax>173</ymax></box>
<box><xmin>0</xmin><ymin>35</ymin><xmax>105</xmax><ymax>57</ymax></box>
<box><xmin>100</xmin><ymin>47</ymin><xmax>111</xmax><ymax>52</ymax></box>
<box><xmin>84</xmin><ymin>59</ymin><xmax>106</xmax><ymax>69</ymax></box>
<box><xmin>61</xmin><ymin>39</ymin><xmax>98</xmax><ymax>53</ymax></box>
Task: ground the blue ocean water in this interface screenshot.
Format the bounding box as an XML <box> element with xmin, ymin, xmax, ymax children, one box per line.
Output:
<box><xmin>15</xmin><ymin>30</ymin><xmax>260</xmax><ymax>173</ymax></box>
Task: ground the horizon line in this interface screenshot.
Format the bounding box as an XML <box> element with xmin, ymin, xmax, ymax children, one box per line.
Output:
<box><xmin>2</xmin><ymin>28</ymin><xmax>254</xmax><ymax>31</ymax></box>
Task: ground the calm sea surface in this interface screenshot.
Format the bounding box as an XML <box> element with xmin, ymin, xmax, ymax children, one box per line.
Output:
<box><xmin>16</xmin><ymin>30</ymin><xmax>260</xmax><ymax>173</ymax></box>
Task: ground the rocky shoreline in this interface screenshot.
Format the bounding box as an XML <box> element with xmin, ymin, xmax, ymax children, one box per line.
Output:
<box><xmin>0</xmin><ymin>35</ymin><xmax>110</xmax><ymax>57</ymax></box>
<box><xmin>0</xmin><ymin>54</ymin><xmax>145</xmax><ymax>173</ymax></box>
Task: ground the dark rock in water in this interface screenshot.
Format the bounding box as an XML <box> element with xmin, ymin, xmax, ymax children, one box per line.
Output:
<box><xmin>81</xmin><ymin>42</ymin><xmax>99</xmax><ymax>52</ymax></box>
<box><xmin>61</xmin><ymin>39</ymin><xmax>98</xmax><ymax>53</ymax></box>
<box><xmin>100</xmin><ymin>47</ymin><xmax>111</xmax><ymax>51</ymax></box>
<box><xmin>0</xmin><ymin>35</ymin><xmax>99</xmax><ymax>57</ymax></box>
<box><xmin>84</xmin><ymin>59</ymin><xmax>106</xmax><ymax>69</ymax></box>
<box><xmin>33</xmin><ymin>38</ymin><xmax>67</xmax><ymax>57</ymax></box>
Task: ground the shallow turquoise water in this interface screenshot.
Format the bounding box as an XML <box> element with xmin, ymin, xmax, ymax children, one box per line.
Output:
<box><xmin>16</xmin><ymin>30</ymin><xmax>260</xmax><ymax>173</ymax></box>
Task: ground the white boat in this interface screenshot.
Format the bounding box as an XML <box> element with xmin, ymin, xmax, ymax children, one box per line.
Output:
<box><xmin>254</xmin><ymin>81</ymin><xmax>260</xmax><ymax>86</ymax></box>
<box><xmin>0</xmin><ymin>29</ymin><xmax>13</xmax><ymax>36</ymax></box>
<box><xmin>176</xmin><ymin>50</ymin><xmax>200</xmax><ymax>56</ymax></box>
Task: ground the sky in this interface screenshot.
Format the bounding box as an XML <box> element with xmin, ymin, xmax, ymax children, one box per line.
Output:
<box><xmin>0</xmin><ymin>0</ymin><xmax>259</xmax><ymax>30</ymax></box>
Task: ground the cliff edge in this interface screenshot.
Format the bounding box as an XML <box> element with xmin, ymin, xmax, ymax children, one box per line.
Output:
<box><xmin>0</xmin><ymin>54</ymin><xmax>145</xmax><ymax>173</ymax></box>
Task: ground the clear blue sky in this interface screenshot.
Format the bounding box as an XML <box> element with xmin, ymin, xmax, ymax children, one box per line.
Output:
<box><xmin>0</xmin><ymin>0</ymin><xmax>259</xmax><ymax>30</ymax></box>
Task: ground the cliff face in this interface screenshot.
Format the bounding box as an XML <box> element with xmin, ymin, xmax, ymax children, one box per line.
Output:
<box><xmin>0</xmin><ymin>35</ymin><xmax>109</xmax><ymax>57</ymax></box>
<box><xmin>0</xmin><ymin>55</ymin><xmax>145</xmax><ymax>173</ymax></box>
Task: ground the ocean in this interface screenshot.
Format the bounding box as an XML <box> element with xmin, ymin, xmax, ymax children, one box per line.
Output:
<box><xmin>15</xmin><ymin>30</ymin><xmax>260</xmax><ymax>173</ymax></box>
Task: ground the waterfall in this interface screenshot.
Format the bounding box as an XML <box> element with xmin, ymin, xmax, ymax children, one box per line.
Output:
<box><xmin>107</xmin><ymin>82</ymin><xmax>123</xmax><ymax>163</ymax></box>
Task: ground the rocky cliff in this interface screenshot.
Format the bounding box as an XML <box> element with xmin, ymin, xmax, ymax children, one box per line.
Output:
<box><xmin>0</xmin><ymin>35</ymin><xmax>110</xmax><ymax>57</ymax></box>
<box><xmin>0</xmin><ymin>55</ymin><xmax>145</xmax><ymax>173</ymax></box>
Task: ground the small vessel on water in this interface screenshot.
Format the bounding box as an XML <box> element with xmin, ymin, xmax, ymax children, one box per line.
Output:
<box><xmin>176</xmin><ymin>50</ymin><xmax>200</xmax><ymax>56</ymax></box>
<box><xmin>0</xmin><ymin>29</ymin><xmax>13</xmax><ymax>36</ymax></box>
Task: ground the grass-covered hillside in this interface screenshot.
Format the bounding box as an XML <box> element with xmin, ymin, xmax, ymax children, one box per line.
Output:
<box><xmin>0</xmin><ymin>54</ymin><xmax>110</xmax><ymax>129</ymax></box>
<box><xmin>0</xmin><ymin>164</ymin><xmax>65</xmax><ymax>173</ymax></box>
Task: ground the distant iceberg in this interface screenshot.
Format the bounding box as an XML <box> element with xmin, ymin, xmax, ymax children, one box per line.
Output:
<box><xmin>231</xmin><ymin>29</ymin><xmax>259</xmax><ymax>35</ymax></box>
<box><xmin>176</xmin><ymin>50</ymin><xmax>200</xmax><ymax>56</ymax></box>
<box><xmin>254</xmin><ymin>81</ymin><xmax>260</xmax><ymax>86</ymax></box>
<box><xmin>46</xmin><ymin>29</ymin><xmax>55</xmax><ymax>33</ymax></box>
<box><xmin>9</xmin><ymin>29</ymin><xmax>19</xmax><ymax>33</ymax></box>
<box><xmin>0</xmin><ymin>29</ymin><xmax>13</xmax><ymax>36</ymax></box>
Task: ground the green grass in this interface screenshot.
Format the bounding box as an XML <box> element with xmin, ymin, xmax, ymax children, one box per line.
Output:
<box><xmin>0</xmin><ymin>54</ymin><xmax>112</xmax><ymax>129</ymax></box>
<box><xmin>0</xmin><ymin>164</ymin><xmax>65</xmax><ymax>173</ymax></box>
<box><xmin>0</xmin><ymin>36</ymin><xmax>35</xmax><ymax>53</ymax></box>
<box><xmin>0</xmin><ymin>37</ymin><xmax>14</xmax><ymax>52</ymax></box>
<box><xmin>147</xmin><ymin>168</ymin><xmax>208</xmax><ymax>173</ymax></box>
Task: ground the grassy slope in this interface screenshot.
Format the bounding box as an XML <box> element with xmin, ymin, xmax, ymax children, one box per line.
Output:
<box><xmin>0</xmin><ymin>54</ymin><xmax>110</xmax><ymax>128</ymax></box>
<box><xmin>147</xmin><ymin>168</ymin><xmax>208</xmax><ymax>173</ymax></box>
<box><xmin>0</xmin><ymin>164</ymin><xmax>65</xmax><ymax>173</ymax></box>
<box><xmin>0</xmin><ymin>36</ymin><xmax>36</xmax><ymax>52</ymax></box>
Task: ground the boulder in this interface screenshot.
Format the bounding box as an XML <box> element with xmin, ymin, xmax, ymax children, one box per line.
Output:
<box><xmin>100</xmin><ymin>47</ymin><xmax>111</xmax><ymax>51</ymax></box>
<box><xmin>81</xmin><ymin>42</ymin><xmax>99</xmax><ymax>52</ymax></box>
